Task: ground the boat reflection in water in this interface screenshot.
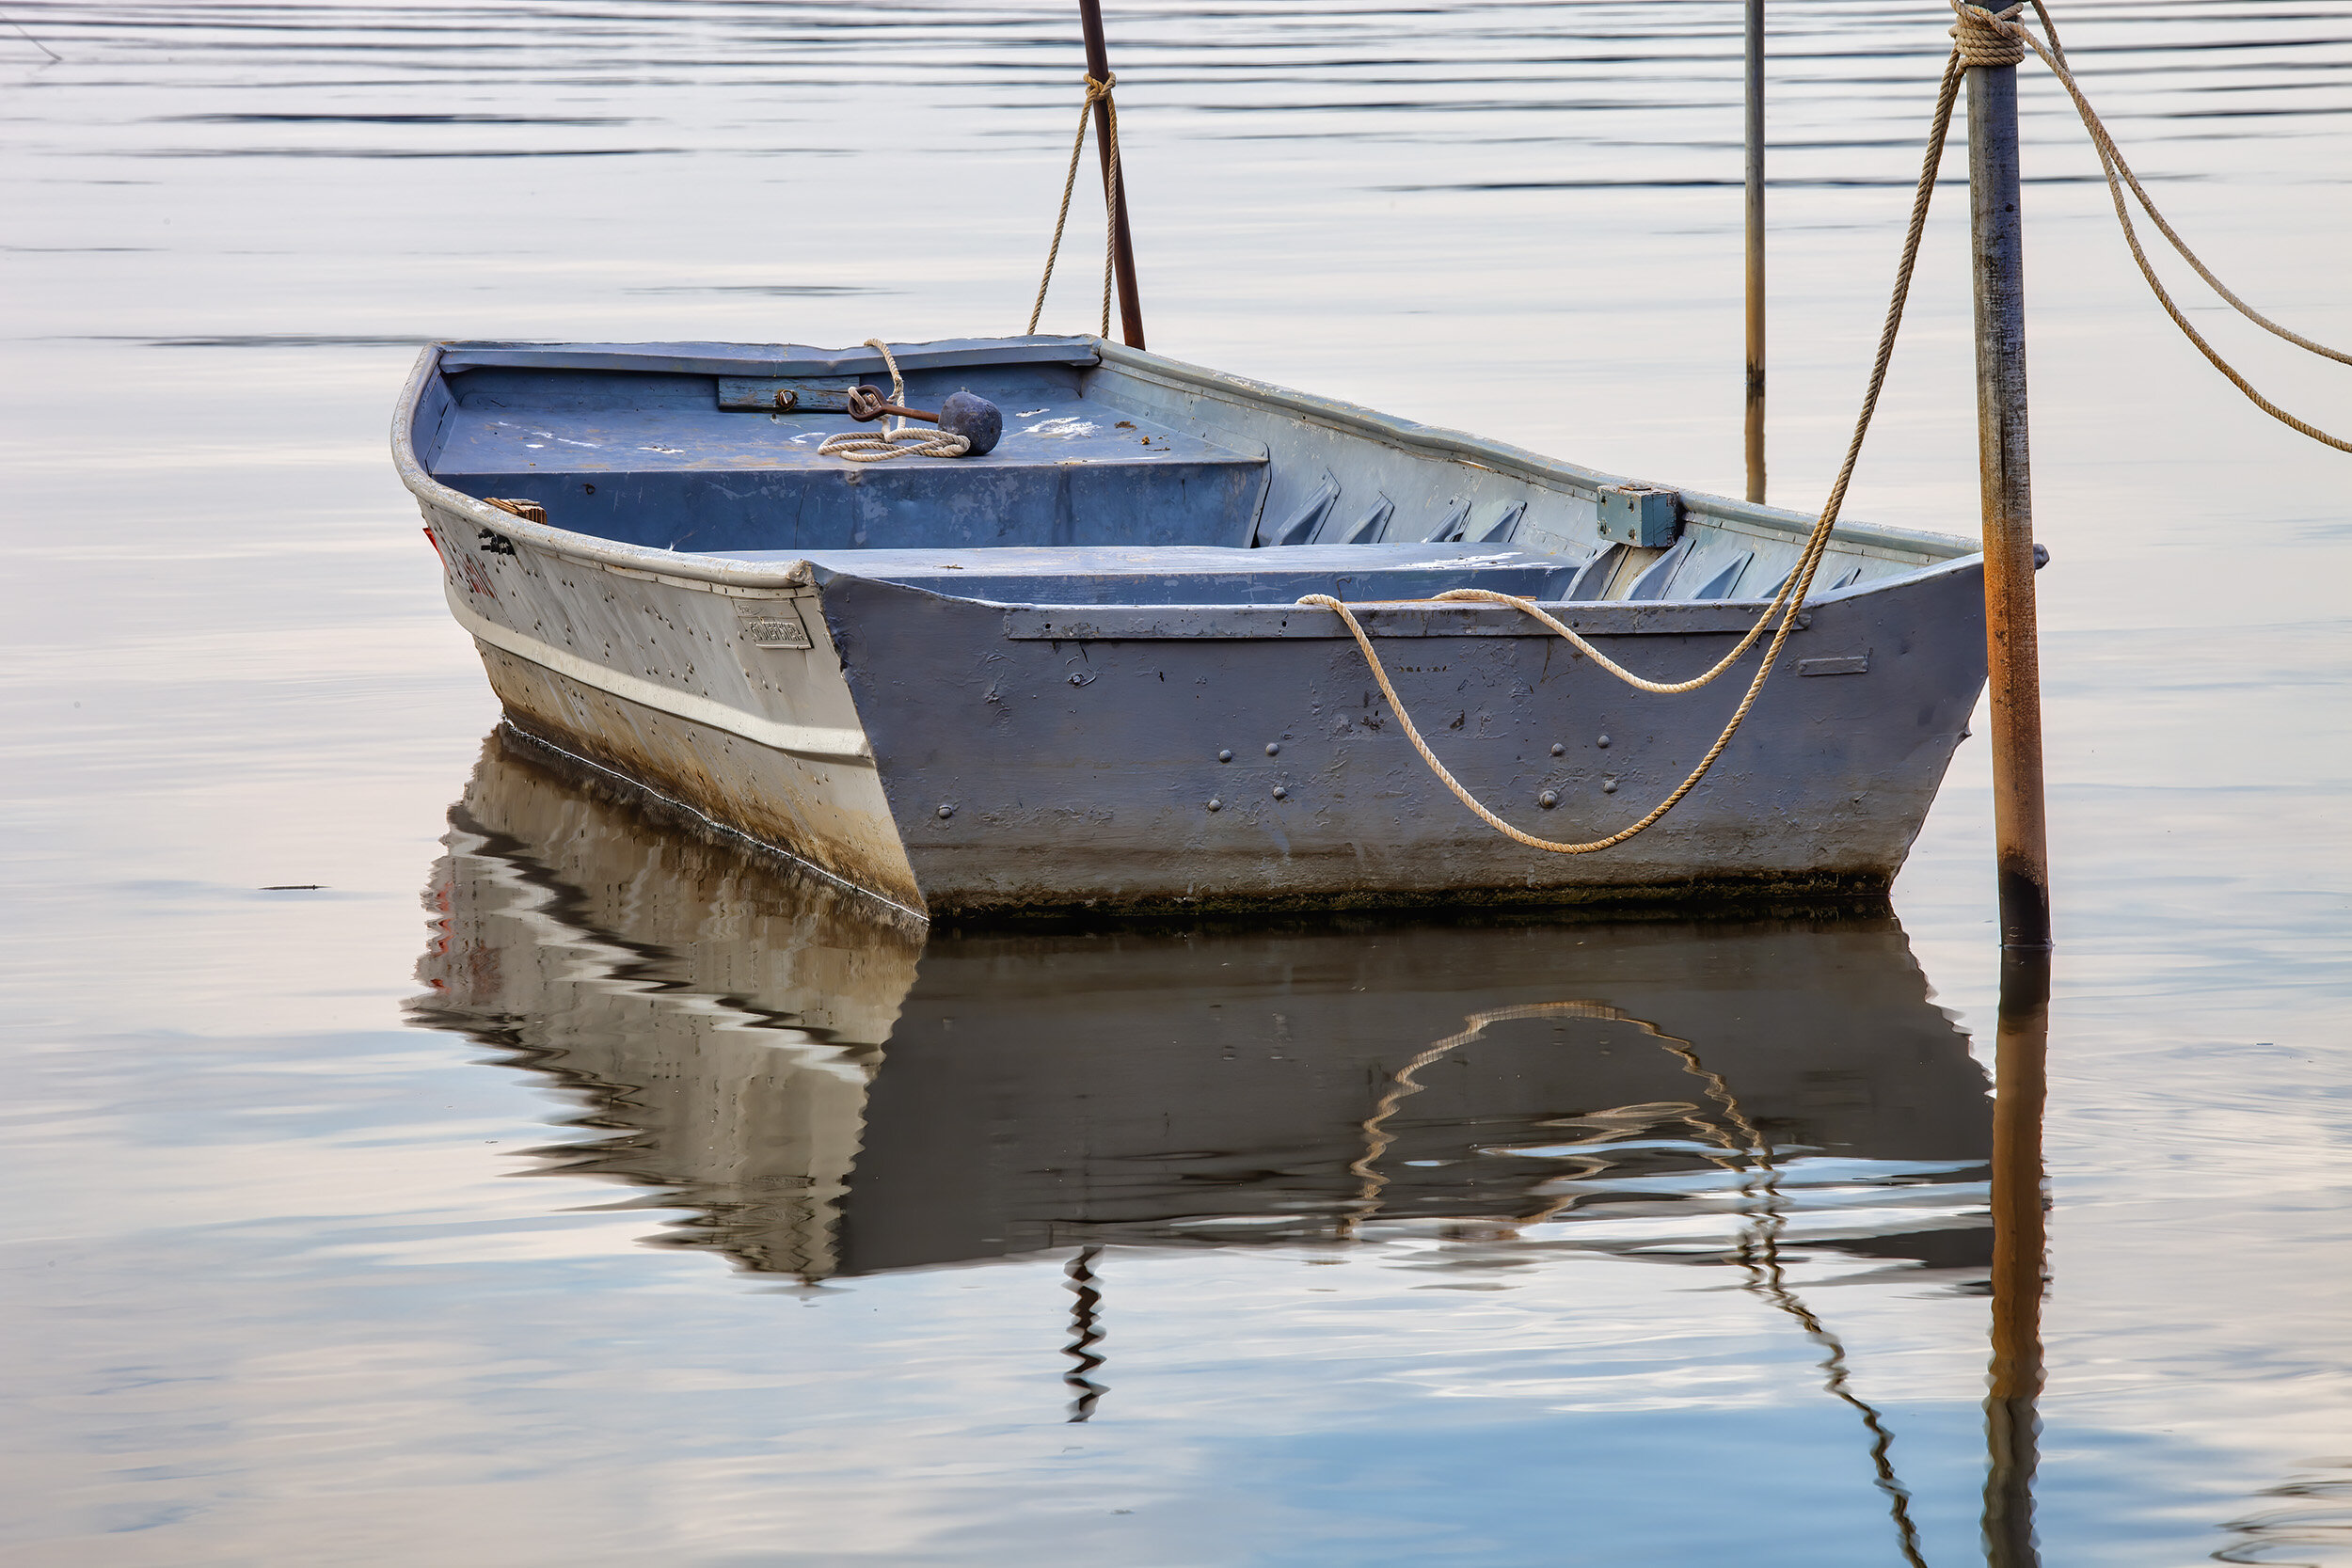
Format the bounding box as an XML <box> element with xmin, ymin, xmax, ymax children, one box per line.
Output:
<box><xmin>413</xmin><ymin>727</ymin><xmax>2034</xmax><ymax>1555</ymax></box>
<box><xmin>412</xmin><ymin>728</ymin><xmax>1995</xmax><ymax>1291</ymax></box>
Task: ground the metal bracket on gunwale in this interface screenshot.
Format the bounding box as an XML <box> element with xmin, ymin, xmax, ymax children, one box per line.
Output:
<box><xmin>1596</xmin><ymin>483</ymin><xmax>1684</xmax><ymax>548</ymax></box>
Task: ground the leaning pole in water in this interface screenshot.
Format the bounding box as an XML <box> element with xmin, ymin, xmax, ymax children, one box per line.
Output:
<box><xmin>1077</xmin><ymin>0</ymin><xmax>1147</xmax><ymax>349</ymax></box>
<box><xmin>1963</xmin><ymin>14</ymin><xmax>2053</xmax><ymax>953</ymax></box>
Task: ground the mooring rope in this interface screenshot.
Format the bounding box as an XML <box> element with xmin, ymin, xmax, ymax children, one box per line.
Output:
<box><xmin>816</xmin><ymin>339</ymin><xmax>972</xmax><ymax>463</ymax></box>
<box><xmin>1957</xmin><ymin>0</ymin><xmax>2352</xmax><ymax>452</ymax></box>
<box><xmin>1948</xmin><ymin>0</ymin><xmax>2027</xmax><ymax>66</ymax></box>
<box><xmin>1299</xmin><ymin>55</ymin><xmax>1970</xmax><ymax>855</ymax></box>
<box><xmin>1304</xmin><ymin>0</ymin><xmax>2348</xmax><ymax>856</ymax></box>
<box><xmin>1025</xmin><ymin>71</ymin><xmax>1122</xmax><ymax>340</ymax></box>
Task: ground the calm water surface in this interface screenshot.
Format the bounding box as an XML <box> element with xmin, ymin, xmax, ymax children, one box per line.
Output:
<box><xmin>4</xmin><ymin>2</ymin><xmax>2350</xmax><ymax>1563</ymax></box>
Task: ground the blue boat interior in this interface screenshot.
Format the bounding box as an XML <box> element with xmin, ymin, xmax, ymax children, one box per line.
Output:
<box><xmin>415</xmin><ymin>340</ymin><xmax>1967</xmax><ymax>608</ymax></box>
<box><xmin>424</xmin><ymin>359</ymin><xmax>1273</xmax><ymax>557</ymax></box>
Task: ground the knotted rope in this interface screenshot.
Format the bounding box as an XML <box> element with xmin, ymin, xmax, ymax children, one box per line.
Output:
<box><xmin>817</xmin><ymin>339</ymin><xmax>972</xmax><ymax>463</ymax></box>
<box><xmin>1025</xmin><ymin>71</ymin><xmax>1122</xmax><ymax>339</ymax></box>
<box><xmin>1954</xmin><ymin>0</ymin><xmax>2352</xmax><ymax>451</ymax></box>
<box><xmin>1948</xmin><ymin>0</ymin><xmax>2026</xmax><ymax>67</ymax></box>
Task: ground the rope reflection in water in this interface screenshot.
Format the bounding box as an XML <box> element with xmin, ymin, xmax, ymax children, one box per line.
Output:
<box><xmin>1350</xmin><ymin>1001</ymin><xmax>1938</xmax><ymax>1567</ymax></box>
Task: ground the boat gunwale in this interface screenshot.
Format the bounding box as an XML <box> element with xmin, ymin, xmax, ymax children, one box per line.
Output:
<box><xmin>1088</xmin><ymin>341</ymin><xmax>1976</xmax><ymax>562</ymax></box>
<box><xmin>800</xmin><ymin>552</ymin><xmax>1981</xmax><ymax>636</ymax></box>
<box><xmin>395</xmin><ymin>343</ymin><xmax>816</xmax><ymax>593</ymax></box>
<box><xmin>392</xmin><ymin>337</ymin><xmax>1979</xmax><ymax>598</ymax></box>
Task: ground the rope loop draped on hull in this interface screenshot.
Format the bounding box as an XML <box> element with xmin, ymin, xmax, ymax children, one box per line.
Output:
<box><xmin>1307</xmin><ymin>0</ymin><xmax>2351</xmax><ymax>855</ymax></box>
<box><xmin>1298</xmin><ymin>51</ymin><xmax>1972</xmax><ymax>855</ymax></box>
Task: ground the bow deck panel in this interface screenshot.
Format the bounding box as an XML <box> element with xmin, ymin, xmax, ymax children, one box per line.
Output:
<box><xmin>427</xmin><ymin>364</ymin><xmax>1268</xmax><ymax>556</ymax></box>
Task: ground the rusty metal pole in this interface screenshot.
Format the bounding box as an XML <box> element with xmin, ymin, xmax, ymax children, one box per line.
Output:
<box><xmin>1744</xmin><ymin>0</ymin><xmax>1765</xmax><ymax>503</ymax></box>
<box><xmin>1967</xmin><ymin>55</ymin><xmax>2052</xmax><ymax>950</ymax></box>
<box><xmin>1978</xmin><ymin>51</ymin><xmax>2053</xmax><ymax>1560</ymax></box>
<box><xmin>1982</xmin><ymin>948</ymin><xmax>2050</xmax><ymax>1567</ymax></box>
<box><xmin>1077</xmin><ymin>0</ymin><xmax>1146</xmax><ymax>349</ymax></box>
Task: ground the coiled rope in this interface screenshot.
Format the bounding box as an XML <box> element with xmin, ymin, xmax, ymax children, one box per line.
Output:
<box><xmin>1949</xmin><ymin>0</ymin><xmax>2027</xmax><ymax>66</ymax></box>
<box><xmin>1025</xmin><ymin>71</ymin><xmax>1122</xmax><ymax>339</ymax></box>
<box><xmin>1299</xmin><ymin>53</ymin><xmax>1970</xmax><ymax>855</ymax></box>
<box><xmin>817</xmin><ymin>339</ymin><xmax>972</xmax><ymax>463</ymax></box>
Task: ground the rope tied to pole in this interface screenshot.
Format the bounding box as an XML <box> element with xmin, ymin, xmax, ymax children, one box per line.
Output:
<box><xmin>817</xmin><ymin>340</ymin><xmax>972</xmax><ymax>463</ymax></box>
<box><xmin>1954</xmin><ymin>0</ymin><xmax>2352</xmax><ymax>452</ymax></box>
<box><xmin>1948</xmin><ymin>1</ymin><xmax>2026</xmax><ymax>68</ymax></box>
<box><xmin>1026</xmin><ymin>71</ymin><xmax>1123</xmax><ymax>340</ymax></box>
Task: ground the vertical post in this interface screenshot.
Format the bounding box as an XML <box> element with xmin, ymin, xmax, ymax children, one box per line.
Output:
<box><xmin>1976</xmin><ymin>44</ymin><xmax>2052</xmax><ymax>1559</ymax></box>
<box><xmin>1077</xmin><ymin>0</ymin><xmax>1147</xmax><ymax>350</ymax></box>
<box><xmin>1967</xmin><ymin>58</ymin><xmax>2052</xmax><ymax>950</ymax></box>
<box><xmin>1982</xmin><ymin>949</ymin><xmax>2050</xmax><ymax>1567</ymax></box>
<box><xmin>1744</xmin><ymin>0</ymin><xmax>1765</xmax><ymax>502</ymax></box>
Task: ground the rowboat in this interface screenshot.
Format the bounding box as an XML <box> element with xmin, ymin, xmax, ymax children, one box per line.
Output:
<box><xmin>414</xmin><ymin>733</ymin><xmax>1994</xmax><ymax>1280</ymax></box>
<box><xmin>393</xmin><ymin>334</ymin><xmax>1988</xmax><ymax>920</ymax></box>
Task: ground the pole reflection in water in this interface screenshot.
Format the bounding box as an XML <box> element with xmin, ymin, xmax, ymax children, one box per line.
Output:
<box><xmin>1062</xmin><ymin>1246</ymin><xmax>1108</xmax><ymax>1423</ymax></box>
<box><xmin>1984</xmin><ymin>951</ymin><xmax>2051</xmax><ymax>1567</ymax></box>
<box><xmin>412</xmin><ymin>729</ymin><xmax>2001</xmax><ymax>1512</ymax></box>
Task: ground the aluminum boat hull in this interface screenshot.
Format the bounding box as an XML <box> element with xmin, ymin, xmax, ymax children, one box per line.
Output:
<box><xmin>396</xmin><ymin>335</ymin><xmax>1988</xmax><ymax>918</ymax></box>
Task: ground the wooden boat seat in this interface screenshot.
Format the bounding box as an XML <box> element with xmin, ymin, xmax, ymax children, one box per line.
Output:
<box><xmin>429</xmin><ymin>372</ymin><xmax>1269</xmax><ymax>556</ymax></box>
<box><xmin>712</xmin><ymin>543</ymin><xmax>1585</xmax><ymax>605</ymax></box>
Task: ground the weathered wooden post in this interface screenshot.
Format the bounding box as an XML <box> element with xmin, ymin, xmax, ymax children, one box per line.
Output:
<box><xmin>1744</xmin><ymin>0</ymin><xmax>1766</xmax><ymax>502</ymax></box>
<box><xmin>1077</xmin><ymin>0</ymin><xmax>1146</xmax><ymax>350</ymax></box>
<box><xmin>1981</xmin><ymin>948</ymin><xmax>2050</xmax><ymax>1566</ymax></box>
<box><xmin>1965</xmin><ymin>19</ymin><xmax>2053</xmax><ymax>950</ymax></box>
